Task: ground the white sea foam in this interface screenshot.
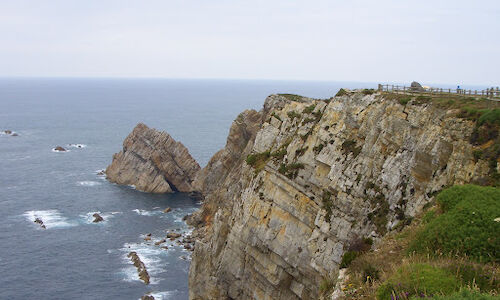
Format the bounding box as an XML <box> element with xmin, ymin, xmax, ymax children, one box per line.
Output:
<box><xmin>23</xmin><ymin>210</ymin><xmax>77</xmax><ymax>229</ymax></box>
<box><xmin>146</xmin><ymin>291</ymin><xmax>175</xmax><ymax>300</ymax></box>
<box><xmin>119</xmin><ymin>239</ymin><xmax>170</xmax><ymax>285</ymax></box>
<box><xmin>77</xmin><ymin>181</ymin><xmax>101</xmax><ymax>187</ymax></box>
<box><xmin>132</xmin><ymin>209</ymin><xmax>160</xmax><ymax>216</ymax></box>
<box><xmin>67</xmin><ymin>143</ymin><xmax>87</xmax><ymax>148</ymax></box>
<box><xmin>80</xmin><ymin>211</ymin><xmax>116</xmax><ymax>224</ymax></box>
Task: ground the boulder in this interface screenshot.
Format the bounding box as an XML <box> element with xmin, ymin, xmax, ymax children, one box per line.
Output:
<box><xmin>11</xmin><ymin>133</ymin><xmax>18</xmax><ymax>136</ymax></box>
<box><xmin>141</xmin><ymin>296</ymin><xmax>155</xmax><ymax>300</ymax></box>
<box><xmin>154</xmin><ymin>239</ymin><xmax>166</xmax><ymax>246</ymax></box>
<box><xmin>4</xmin><ymin>130</ymin><xmax>12</xmax><ymax>134</ymax></box>
<box><xmin>166</xmin><ymin>232</ymin><xmax>181</xmax><ymax>240</ymax></box>
<box><xmin>163</xmin><ymin>207</ymin><xmax>172</xmax><ymax>213</ymax></box>
<box><xmin>54</xmin><ymin>146</ymin><xmax>66</xmax><ymax>152</ymax></box>
<box><xmin>410</xmin><ymin>81</ymin><xmax>425</xmax><ymax>91</ymax></box>
<box><xmin>92</xmin><ymin>213</ymin><xmax>104</xmax><ymax>223</ymax></box>
<box><xmin>105</xmin><ymin>123</ymin><xmax>201</xmax><ymax>193</ymax></box>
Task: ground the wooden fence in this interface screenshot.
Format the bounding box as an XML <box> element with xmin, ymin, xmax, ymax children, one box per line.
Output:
<box><xmin>378</xmin><ymin>84</ymin><xmax>500</xmax><ymax>100</ymax></box>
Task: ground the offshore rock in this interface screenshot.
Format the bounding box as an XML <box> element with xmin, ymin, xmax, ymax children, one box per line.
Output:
<box><xmin>188</xmin><ymin>92</ymin><xmax>492</xmax><ymax>299</ymax></box>
<box><xmin>106</xmin><ymin>123</ymin><xmax>200</xmax><ymax>193</ymax></box>
<box><xmin>92</xmin><ymin>213</ymin><xmax>104</xmax><ymax>223</ymax></box>
<box><xmin>128</xmin><ymin>251</ymin><xmax>150</xmax><ymax>285</ymax></box>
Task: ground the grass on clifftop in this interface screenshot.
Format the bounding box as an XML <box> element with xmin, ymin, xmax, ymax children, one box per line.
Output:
<box><xmin>336</xmin><ymin>185</ymin><xmax>500</xmax><ymax>300</ymax></box>
<box><xmin>408</xmin><ymin>185</ymin><xmax>500</xmax><ymax>263</ymax></box>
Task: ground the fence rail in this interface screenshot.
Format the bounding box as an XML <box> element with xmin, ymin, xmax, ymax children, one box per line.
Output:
<box><xmin>378</xmin><ymin>84</ymin><xmax>500</xmax><ymax>100</ymax></box>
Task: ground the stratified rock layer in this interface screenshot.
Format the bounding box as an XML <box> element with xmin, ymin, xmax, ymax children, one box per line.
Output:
<box><xmin>106</xmin><ymin>123</ymin><xmax>200</xmax><ymax>193</ymax></box>
<box><xmin>188</xmin><ymin>92</ymin><xmax>492</xmax><ymax>299</ymax></box>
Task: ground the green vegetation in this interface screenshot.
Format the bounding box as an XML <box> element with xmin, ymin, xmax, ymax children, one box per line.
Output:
<box><xmin>271</xmin><ymin>148</ymin><xmax>287</xmax><ymax>160</ymax></box>
<box><xmin>342</xmin><ymin>139</ymin><xmax>362</xmax><ymax>158</ymax></box>
<box><xmin>336</xmin><ymin>88</ymin><xmax>349</xmax><ymax>97</ymax></box>
<box><xmin>322</xmin><ymin>190</ymin><xmax>333</xmax><ymax>222</ymax></box>
<box><xmin>295</xmin><ymin>147</ymin><xmax>308</xmax><ymax>157</ymax></box>
<box><xmin>302</xmin><ymin>117</ymin><xmax>316</xmax><ymax>124</ymax></box>
<box><xmin>278</xmin><ymin>162</ymin><xmax>305</xmax><ymax>179</ymax></box>
<box><xmin>399</xmin><ymin>96</ymin><xmax>411</xmax><ymax>105</ymax></box>
<box><xmin>415</xmin><ymin>95</ymin><xmax>432</xmax><ymax>103</ymax></box>
<box><xmin>478</xmin><ymin>109</ymin><xmax>500</xmax><ymax>126</ymax></box>
<box><xmin>340</xmin><ymin>251</ymin><xmax>359</xmax><ymax>269</ymax></box>
<box><xmin>278</xmin><ymin>93</ymin><xmax>304</xmax><ymax>102</ymax></box>
<box><xmin>287</xmin><ymin>110</ymin><xmax>301</xmax><ymax>120</ymax></box>
<box><xmin>303</xmin><ymin>104</ymin><xmax>316</xmax><ymax>114</ymax></box>
<box><xmin>319</xmin><ymin>275</ymin><xmax>336</xmax><ymax>296</ymax></box>
<box><xmin>313</xmin><ymin>143</ymin><xmax>325</xmax><ymax>154</ymax></box>
<box><xmin>362</xmin><ymin>89</ymin><xmax>376</xmax><ymax>95</ymax></box>
<box><xmin>245</xmin><ymin>151</ymin><xmax>271</xmax><ymax>171</ymax></box>
<box><xmin>271</xmin><ymin>112</ymin><xmax>282</xmax><ymax>122</ymax></box>
<box><xmin>337</xmin><ymin>185</ymin><xmax>499</xmax><ymax>300</ymax></box>
<box><xmin>408</xmin><ymin>185</ymin><xmax>500</xmax><ymax>263</ymax></box>
<box><xmin>340</xmin><ymin>237</ymin><xmax>373</xmax><ymax>268</ymax></box>
<box><xmin>417</xmin><ymin>289</ymin><xmax>499</xmax><ymax>300</ymax></box>
<box><xmin>376</xmin><ymin>263</ymin><xmax>460</xmax><ymax>299</ymax></box>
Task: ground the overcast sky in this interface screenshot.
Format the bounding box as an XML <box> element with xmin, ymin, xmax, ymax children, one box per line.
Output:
<box><xmin>0</xmin><ymin>0</ymin><xmax>498</xmax><ymax>85</ymax></box>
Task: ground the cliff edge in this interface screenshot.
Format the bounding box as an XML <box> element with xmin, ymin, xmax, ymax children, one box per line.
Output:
<box><xmin>106</xmin><ymin>123</ymin><xmax>200</xmax><ymax>193</ymax></box>
<box><xmin>188</xmin><ymin>91</ymin><xmax>496</xmax><ymax>299</ymax></box>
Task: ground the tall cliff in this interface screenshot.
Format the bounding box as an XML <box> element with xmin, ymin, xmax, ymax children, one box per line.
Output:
<box><xmin>188</xmin><ymin>91</ymin><xmax>494</xmax><ymax>299</ymax></box>
<box><xmin>106</xmin><ymin>123</ymin><xmax>200</xmax><ymax>193</ymax></box>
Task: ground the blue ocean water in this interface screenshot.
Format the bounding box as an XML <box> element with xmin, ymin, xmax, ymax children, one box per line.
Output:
<box><xmin>0</xmin><ymin>78</ymin><xmax>373</xmax><ymax>299</ymax></box>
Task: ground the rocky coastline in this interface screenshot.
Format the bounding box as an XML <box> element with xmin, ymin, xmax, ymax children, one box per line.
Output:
<box><xmin>107</xmin><ymin>90</ymin><xmax>498</xmax><ymax>299</ymax></box>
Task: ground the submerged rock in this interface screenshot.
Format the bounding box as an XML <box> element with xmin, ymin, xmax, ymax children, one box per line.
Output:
<box><xmin>105</xmin><ymin>123</ymin><xmax>200</xmax><ymax>193</ymax></box>
<box><xmin>127</xmin><ymin>251</ymin><xmax>150</xmax><ymax>285</ymax></box>
<box><xmin>92</xmin><ymin>213</ymin><xmax>104</xmax><ymax>223</ymax></box>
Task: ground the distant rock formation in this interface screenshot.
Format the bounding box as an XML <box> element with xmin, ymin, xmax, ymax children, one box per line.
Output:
<box><xmin>410</xmin><ymin>81</ymin><xmax>425</xmax><ymax>91</ymax></box>
<box><xmin>105</xmin><ymin>123</ymin><xmax>200</xmax><ymax>193</ymax></box>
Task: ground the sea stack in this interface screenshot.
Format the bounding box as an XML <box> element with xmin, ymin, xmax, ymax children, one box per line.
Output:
<box><xmin>105</xmin><ymin>123</ymin><xmax>200</xmax><ymax>193</ymax></box>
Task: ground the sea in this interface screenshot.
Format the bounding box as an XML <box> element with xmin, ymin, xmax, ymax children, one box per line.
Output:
<box><xmin>0</xmin><ymin>78</ymin><xmax>375</xmax><ymax>300</ymax></box>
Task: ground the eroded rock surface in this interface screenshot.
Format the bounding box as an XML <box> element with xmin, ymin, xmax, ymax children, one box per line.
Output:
<box><xmin>188</xmin><ymin>92</ymin><xmax>492</xmax><ymax>299</ymax></box>
<box><xmin>106</xmin><ymin>123</ymin><xmax>200</xmax><ymax>193</ymax></box>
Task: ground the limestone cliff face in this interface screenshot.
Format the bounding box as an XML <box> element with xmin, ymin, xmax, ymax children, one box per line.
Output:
<box><xmin>106</xmin><ymin>123</ymin><xmax>200</xmax><ymax>193</ymax></box>
<box><xmin>188</xmin><ymin>92</ymin><xmax>490</xmax><ymax>299</ymax></box>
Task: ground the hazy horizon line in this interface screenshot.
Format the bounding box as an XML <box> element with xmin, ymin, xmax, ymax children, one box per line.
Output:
<box><xmin>0</xmin><ymin>76</ymin><xmax>496</xmax><ymax>88</ymax></box>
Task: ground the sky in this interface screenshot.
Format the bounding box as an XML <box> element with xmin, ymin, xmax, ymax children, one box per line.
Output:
<box><xmin>0</xmin><ymin>0</ymin><xmax>499</xmax><ymax>85</ymax></box>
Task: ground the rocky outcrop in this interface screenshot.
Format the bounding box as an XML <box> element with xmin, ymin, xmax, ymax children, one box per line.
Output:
<box><xmin>188</xmin><ymin>92</ymin><xmax>494</xmax><ymax>299</ymax></box>
<box><xmin>53</xmin><ymin>146</ymin><xmax>66</xmax><ymax>152</ymax></box>
<box><xmin>92</xmin><ymin>213</ymin><xmax>104</xmax><ymax>223</ymax></box>
<box><xmin>128</xmin><ymin>251</ymin><xmax>150</xmax><ymax>285</ymax></box>
<box><xmin>106</xmin><ymin>123</ymin><xmax>200</xmax><ymax>193</ymax></box>
<box><xmin>34</xmin><ymin>218</ymin><xmax>46</xmax><ymax>229</ymax></box>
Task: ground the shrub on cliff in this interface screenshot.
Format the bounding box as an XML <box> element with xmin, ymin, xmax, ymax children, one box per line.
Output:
<box><xmin>414</xmin><ymin>289</ymin><xmax>499</xmax><ymax>300</ymax></box>
<box><xmin>376</xmin><ymin>263</ymin><xmax>460</xmax><ymax>299</ymax></box>
<box><xmin>408</xmin><ymin>185</ymin><xmax>500</xmax><ymax>263</ymax></box>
